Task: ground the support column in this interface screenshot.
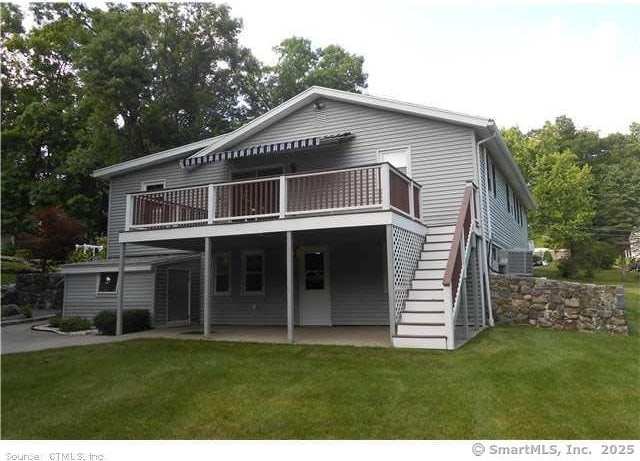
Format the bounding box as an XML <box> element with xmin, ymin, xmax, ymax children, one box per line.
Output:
<box><xmin>286</xmin><ymin>231</ymin><xmax>294</xmax><ymax>343</ymax></box>
<box><xmin>116</xmin><ymin>242</ymin><xmax>126</xmax><ymax>336</ymax></box>
<box><xmin>385</xmin><ymin>225</ymin><xmax>396</xmax><ymax>342</ymax></box>
<box><xmin>203</xmin><ymin>237</ymin><xmax>213</xmax><ymax>337</ymax></box>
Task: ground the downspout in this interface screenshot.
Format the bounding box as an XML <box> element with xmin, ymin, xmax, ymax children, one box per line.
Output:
<box><xmin>475</xmin><ymin>127</ymin><xmax>497</xmax><ymax>326</ymax></box>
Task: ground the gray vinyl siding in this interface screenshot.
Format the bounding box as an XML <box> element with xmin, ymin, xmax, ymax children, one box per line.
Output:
<box><xmin>154</xmin><ymin>257</ymin><xmax>202</xmax><ymax>326</ymax></box>
<box><xmin>105</xmin><ymin>98</ymin><xmax>476</xmax><ymax>257</ymax></box>
<box><xmin>483</xmin><ymin>150</ymin><xmax>529</xmax><ymax>249</ymax></box>
<box><xmin>62</xmin><ymin>271</ymin><xmax>154</xmax><ymax>320</ymax></box>
<box><xmin>197</xmin><ymin>229</ymin><xmax>388</xmax><ymax>326</ymax></box>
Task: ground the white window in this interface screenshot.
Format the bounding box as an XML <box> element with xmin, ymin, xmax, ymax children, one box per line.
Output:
<box><xmin>377</xmin><ymin>146</ymin><xmax>412</xmax><ymax>177</ymax></box>
<box><xmin>141</xmin><ymin>180</ymin><xmax>166</xmax><ymax>191</ymax></box>
<box><xmin>97</xmin><ymin>272</ymin><xmax>118</xmax><ymax>294</ymax></box>
<box><xmin>241</xmin><ymin>250</ymin><xmax>265</xmax><ymax>295</ymax></box>
<box><xmin>214</xmin><ymin>252</ymin><xmax>231</xmax><ymax>295</ymax></box>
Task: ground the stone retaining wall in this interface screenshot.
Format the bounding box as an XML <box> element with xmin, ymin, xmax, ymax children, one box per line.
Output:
<box><xmin>490</xmin><ymin>274</ymin><xmax>627</xmax><ymax>335</ymax></box>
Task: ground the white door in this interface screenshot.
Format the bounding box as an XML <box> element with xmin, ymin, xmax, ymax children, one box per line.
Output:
<box><xmin>298</xmin><ymin>246</ymin><xmax>331</xmax><ymax>326</ymax></box>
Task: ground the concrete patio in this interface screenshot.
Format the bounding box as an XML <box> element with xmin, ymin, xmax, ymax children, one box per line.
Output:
<box><xmin>2</xmin><ymin>322</ymin><xmax>390</xmax><ymax>354</ymax></box>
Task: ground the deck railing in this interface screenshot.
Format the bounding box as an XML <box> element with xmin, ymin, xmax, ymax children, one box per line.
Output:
<box><xmin>125</xmin><ymin>163</ymin><xmax>422</xmax><ymax>230</ymax></box>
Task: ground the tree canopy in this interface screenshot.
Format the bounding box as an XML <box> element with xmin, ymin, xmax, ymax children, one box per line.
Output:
<box><xmin>0</xmin><ymin>3</ymin><xmax>368</xmax><ymax>242</ymax></box>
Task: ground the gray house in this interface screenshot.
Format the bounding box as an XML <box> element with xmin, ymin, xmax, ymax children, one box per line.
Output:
<box><xmin>60</xmin><ymin>86</ymin><xmax>535</xmax><ymax>349</ymax></box>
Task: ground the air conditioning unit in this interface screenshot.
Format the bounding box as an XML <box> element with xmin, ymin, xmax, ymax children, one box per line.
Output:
<box><xmin>498</xmin><ymin>249</ymin><xmax>533</xmax><ymax>276</ymax></box>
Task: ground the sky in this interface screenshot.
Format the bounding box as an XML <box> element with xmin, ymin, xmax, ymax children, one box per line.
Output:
<box><xmin>223</xmin><ymin>0</ymin><xmax>640</xmax><ymax>134</ymax></box>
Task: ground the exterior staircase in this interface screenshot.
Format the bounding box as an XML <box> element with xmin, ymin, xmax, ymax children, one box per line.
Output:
<box><xmin>392</xmin><ymin>225</ymin><xmax>455</xmax><ymax>349</ymax></box>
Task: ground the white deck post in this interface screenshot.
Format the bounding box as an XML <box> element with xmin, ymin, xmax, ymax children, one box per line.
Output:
<box><xmin>279</xmin><ymin>175</ymin><xmax>287</xmax><ymax>219</ymax></box>
<box><xmin>207</xmin><ymin>184</ymin><xmax>215</xmax><ymax>224</ymax></box>
<box><xmin>385</xmin><ymin>224</ymin><xmax>396</xmax><ymax>343</ymax></box>
<box><xmin>408</xmin><ymin>183</ymin><xmax>415</xmax><ymax>218</ymax></box>
<box><xmin>116</xmin><ymin>242</ymin><xmax>126</xmax><ymax>336</ymax></box>
<box><xmin>125</xmin><ymin>195</ymin><xmax>133</xmax><ymax>231</ymax></box>
<box><xmin>203</xmin><ymin>237</ymin><xmax>213</xmax><ymax>337</ymax></box>
<box><xmin>286</xmin><ymin>231</ymin><xmax>294</xmax><ymax>343</ymax></box>
<box><xmin>381</xmin><ymin>163</ymin><xmax>391</xmax><ymax>210</ymax></box>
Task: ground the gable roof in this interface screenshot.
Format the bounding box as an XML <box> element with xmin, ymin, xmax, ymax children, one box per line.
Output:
<box><xmin>92</xmin><ymin>134</ymin><xmax>228</xmax><ymax>179</ymax></box>
<box><xmin>91</xmin><ymin>86</ymin><xmax>534</xmax><ymax>209</ymax></box>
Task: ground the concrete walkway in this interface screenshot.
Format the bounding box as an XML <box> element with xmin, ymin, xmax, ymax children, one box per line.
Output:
<box><xmin>1</xmin><ymin>322</ymin><xmax>390</xmax><ymax>354</ymax></box>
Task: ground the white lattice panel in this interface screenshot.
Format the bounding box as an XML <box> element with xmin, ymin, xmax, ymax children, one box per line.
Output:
<box><xmin>392</xmin><ymin>226</ymin><xmax>425</xmax><ymax>324</ymax></box>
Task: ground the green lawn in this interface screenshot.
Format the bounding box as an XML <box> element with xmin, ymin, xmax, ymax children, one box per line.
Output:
<box><xmin>2</xmin><ymin>326</ymin><xmax>639</xmax><ymax>439</ymax></box>
<box><xmin>534</xmin><ymin>266</ymin><xmax>640</xmax><ymax>336</ymax></box>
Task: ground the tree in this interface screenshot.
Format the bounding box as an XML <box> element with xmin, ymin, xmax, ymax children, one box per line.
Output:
<box><xmin>528</xmin><ymin>151</ymin><xmax>596</xmax><ymax>250</ymax></box>
<box><xmin>16</xmin><ymin>207</ymin><xmax>85</xmax><ymax>271</ymax></box>
<box><xmin>266</xmin><ymin>37</ymin><xmax>367</xmax><ymax>106</ymax></box>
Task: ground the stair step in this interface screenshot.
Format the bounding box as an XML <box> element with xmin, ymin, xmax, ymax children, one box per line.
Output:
<box><xmin>414</xmin><ymin>268</ymin><xmax>445</xmax><ymax>279</ymax></box>
<box><xmin>420</xmin><ymin>251</ymin><xmax>450</xmax><ymax>261</ymax></box>
<box><xmin>426</xmin><ymin>233</ymin><xmax>454</xmax><ymax>243</ymax></box>
<box><xmin>428</xmin><ymin>225</ymin><xmax>456</xmax><ymax>235</ymax></box>
<box><xmin>392</xmin><ymin>335</ymin><xmax>448</xmax><ymax>349</ymax></box>
<box><xmin>423</xmin><ymin>242</ymin><xmax>451</xmax><ymax>251</ymax></box>
<box><xmin>415</xmin><ymin>260</ymin><xmax>447</xmax><ymax>270</ymax></box>
<box><xmin>408</xmin><ymin>288</ymin><xmax>443</xmax><ymax>301</ymax></box>
<box><xmin>404</xmin><ymin>300</ymin><xmax>447</xmax><ymax>311</ymax></box>
<box><xmin>401</xmin><ymin>311</ymin><xmax>446</xmax><ymax>323</ymax></box>
<box><xmin>411</xmin><ymin>279</ymin><xmax>442</xmax><ymax>290</ymax></box>
<box><xmin>397</xmin><ymin>323</ymin><xmax>447</xmax><ymax>336</ymax></box>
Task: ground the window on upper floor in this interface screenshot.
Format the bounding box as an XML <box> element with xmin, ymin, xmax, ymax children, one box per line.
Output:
<box><xmin>492</xmin><ymin>164</ymin><xmax>497</xmax><ymax>198</ymax></box>
<box><xmin>486</xmin><ymin>160</ymin><xmax>492</xmax><ymax>193</ymax></box>
<box><xmin>141</xmin><ymin>180</ymin><xmax>166</xmax><ymax>191</ymax></box>
<box><xmin>231</xmin><ymin>166</ymin><xmax>284</xmax><ymax>180</ymax></box>
<box><xmin>506</xmin><ymin>184</ymin><xmax>511</xmax><ymax>212</ymax></box>
<box><xmin>377</xmin><ymin>146</ymin><xmax>412</xmax><ymax>177</ymax></box>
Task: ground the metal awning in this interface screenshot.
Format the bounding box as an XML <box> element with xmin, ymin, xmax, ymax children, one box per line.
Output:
<box><xmin>180</xmin><ymin>132</ymin><xmax>354</xmax><ymax>170</ymax></box>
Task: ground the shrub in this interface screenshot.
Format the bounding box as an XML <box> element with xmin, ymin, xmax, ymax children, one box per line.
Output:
<box><xmin>49</xmin><ymin>315</ymin><xmax>62</xmax><ymax>328</ymax></box>
<box><xmin>543</xmin><ymin>251</ymin><xmax>553</xmax><ymax>263</ymax></box>
<box><xmin>18</xmin><ymin>305</ymin><xmax>32</xmax><ymax>318</ymax></box>
<box><xmin>58</xmin><ymin>316</ymin><xmax>92</xmax><ymax>332</ymax></box>
<box><xmin>1</xmin><ymin>241</ymin><xmax>16</xmax><ymax>256</ymax></box>
<box><xmin>94</xmin><ymin>309</ymin><xmax>151</xmax><ymax>335</ymax></box>
<box><xmin>1</xmin><ymin>305</ymin><xmax>19</xmax><ymax>317</ymax></box>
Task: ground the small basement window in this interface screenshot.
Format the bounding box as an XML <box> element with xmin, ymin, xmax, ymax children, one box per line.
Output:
<box><xmin>241</xmin><ymin>250</ymin><xmax>265</xmax><ymax>295</ymax></box>
<box><xmin>97</xmin><ymin>272</ymin><xmax>119</xmax><ymax>293</ymax></box>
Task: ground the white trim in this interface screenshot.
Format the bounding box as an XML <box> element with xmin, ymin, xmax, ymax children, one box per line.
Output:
<box><xmin>376</xmin><ymin>146</ymin><xmax>412</xmax><ymax>178</ymax></box>
<box><xmin>213</xmin><ymin>251</ymin><xmax>232</xmax><ymax>296</ymax></box>
<box><xmin>141</xmin><ymin>179</ymin><xmax>167</xmax><ymax>191</ymax></box>
<box><xmin>62</xmin><ymin>264</ymin><xmax>153</xmax><ymax>274</ymax></box>
<box><xmin>166</xmin><ymin>268</ymin><xmax>191</xmax><ymax>326</ymax></box>
<box><xmin>120</xmin><ymin>210</ymin><xmax>427</xmax><ymax>243</ymax></box>
<box><xmin>241</xmin><ymin>250</ymin><xmax>265</xmax><ymax>296</ymax></box>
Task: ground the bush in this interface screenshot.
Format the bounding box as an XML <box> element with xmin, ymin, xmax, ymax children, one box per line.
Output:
<box><xmin>58</xmin><ymin>316</ymin><xmax>93</xmax><ymax>332</ymax></box>
<box><xmin>18</xmin><ymin>305</ymin><xmax>32</xmax><ymax>318</ymax></box>
<box><xmin>49</xmin><ymin>315</ymin><xmax>62</xmax><ymax>328</ymax></box>
<box><xmin>1</xmin><ymin>241</ymin><xmax>16</xmax><ymax>256</ymax></box>
<box><xmin>1</xmin><ymin>305</ymin><xmax>19</xmax><ymax>317</ymax></box>
<box><xmin>543</xmin><ymin>251</ymin><xmax>553</xmax><ymax>263</ymax></box>
<box><xmin>94</xmin><ymin>309</ymin><xmax>151</xmax><ymax>335</ymax></box>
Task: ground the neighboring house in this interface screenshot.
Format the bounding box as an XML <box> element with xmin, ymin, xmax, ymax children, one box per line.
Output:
<box><xmin>60</xmin><ymin>86</ymin><xmax>535</xmax><ymax>349</ymax></box>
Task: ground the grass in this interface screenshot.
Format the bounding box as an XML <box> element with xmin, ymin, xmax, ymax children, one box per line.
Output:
<box><xmin>534</xmin><ymin>265</ymin><xmax>640</xmax><ymax>337</ymax></box>
<box><xmin>2</xmin><ymin>326</ymin><xmax>639</xmax><ymax>439</ymax></box>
